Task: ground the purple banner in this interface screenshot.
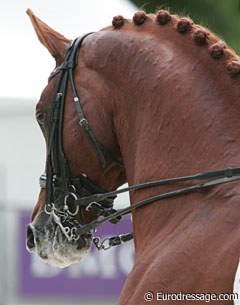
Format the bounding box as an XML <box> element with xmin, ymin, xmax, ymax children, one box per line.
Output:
<box><xmin>18</xmin><ymin>212</ymin><xmax>134</xmax><ymax>300</ymax></box>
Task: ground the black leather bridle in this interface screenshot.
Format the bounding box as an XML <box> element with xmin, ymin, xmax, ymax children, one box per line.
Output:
<box><xmin>40</xmin><ymin>32</ymin><xmax>240</xmax><ymax>250</ymax></box>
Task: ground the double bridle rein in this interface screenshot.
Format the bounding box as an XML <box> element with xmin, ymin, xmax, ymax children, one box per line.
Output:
<box><xmin>41</xmin><ymin>33</ymin><xmax>240</xmax><ymax>251</ymax></box>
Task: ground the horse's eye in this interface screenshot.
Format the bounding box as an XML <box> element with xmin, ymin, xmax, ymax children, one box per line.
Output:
<box><xmin>36</xmin><ymin>112</ymin><xmax>45</xmax><ymax>125</ymax></box>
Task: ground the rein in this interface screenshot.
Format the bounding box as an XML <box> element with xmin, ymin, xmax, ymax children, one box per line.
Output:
<box><xmin>75</xmin><ymin>167</ymin><xmax>240</xmax><ymax>244</ymax></box>
<box><xmin>42</xmin><ymin>33</ymin><xmax>240</xmax><ymax>251</ymax></box>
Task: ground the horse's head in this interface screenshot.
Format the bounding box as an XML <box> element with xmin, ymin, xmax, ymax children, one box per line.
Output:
<box><xmin>26</xmin><ymin>10</ymin><xmax>126</xmax><ymax>267</ymax></box>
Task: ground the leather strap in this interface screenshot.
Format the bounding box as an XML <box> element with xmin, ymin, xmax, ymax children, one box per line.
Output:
<box><xmin>45</xmin><ymin>33</ymin><xmax>108</xmax><ymax>206</ymax></box>
<box><xmin>75</xmin><ymin>167</ymin><xmax>240</xmax><ymax>206</ymax></box>
<box><xmin>75</xmin><ymin>167</ymin><xmax>240</xmax><ymax>235</ymax></box>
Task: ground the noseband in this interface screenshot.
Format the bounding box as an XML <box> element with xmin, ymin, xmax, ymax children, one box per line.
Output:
<box><xmin>42</xmin><ymin>33</ymin><xmax>240</xmax><ymax>250</ymax></box>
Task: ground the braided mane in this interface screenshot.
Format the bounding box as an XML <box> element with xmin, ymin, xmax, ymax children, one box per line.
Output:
<box><xmin>111</xmin><ymin>10</ymin><xmax>240</xmax><ymax>78</ymax></box>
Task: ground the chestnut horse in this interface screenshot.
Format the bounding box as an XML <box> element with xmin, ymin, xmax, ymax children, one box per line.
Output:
<box><xmin>26</xmin><ymin>9</ymin><xmax>240</xmax><ymax>305</ymax></box>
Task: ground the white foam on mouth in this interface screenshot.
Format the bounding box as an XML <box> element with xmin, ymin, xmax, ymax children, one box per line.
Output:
<box><xmin>34</xmin><ymin>225</ymin><xmax>92</xmax><ymax>268</ymax></box>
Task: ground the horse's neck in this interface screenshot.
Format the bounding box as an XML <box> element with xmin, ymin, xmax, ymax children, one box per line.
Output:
<box><xmin>111</xmin><ymin>35</ymin><xmax>239</xmax><ymax>178</ymax></box>
<box><xmin>85</xmin><ymin>29</ymin><xmax>240</xmax><ymax>250</ymax></box>
<box><xmin>100</xmin><ymin>30</ymin><xmax>240</xmax><ymax>251</ymax></box>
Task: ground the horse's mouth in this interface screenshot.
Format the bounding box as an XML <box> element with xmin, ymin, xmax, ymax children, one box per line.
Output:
<box><xmin>26</xmin><ymin>222</ymin><xmax>92</xmax><ymax>268</ymax></box>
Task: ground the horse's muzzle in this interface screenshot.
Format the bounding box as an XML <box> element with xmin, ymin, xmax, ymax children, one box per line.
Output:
<box><xmin>26</xmin><ymin>220</ymin><xmax>92</xmax><ymax>268</ymax></box>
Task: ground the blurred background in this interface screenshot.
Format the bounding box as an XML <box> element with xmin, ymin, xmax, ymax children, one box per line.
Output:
<box><xmin>0</xmin><ymin>1</ymin><xmax>239</xmax><ymax>304</ymax></box>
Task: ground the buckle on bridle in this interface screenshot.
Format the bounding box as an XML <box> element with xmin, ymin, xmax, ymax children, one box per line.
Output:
<box><xmin>39</xmin><ymin>173</ymin><xmax>47</xmax><ymax>189</ymax></box>
<box><xmin>79</xmin><ymin>118</ymin><xmax>89</xmax><ymax>127</ymax></box>
<box><xmin>39</xmin><ymin>173</ymin><xmax>56</xmax><ymax>189</ymax></box>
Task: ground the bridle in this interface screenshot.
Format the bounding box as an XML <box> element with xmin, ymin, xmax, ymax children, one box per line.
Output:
<box><xmin>42</xmin><ymin>33</ymin><xmax>124</xmax><ymax>246</ymax></box>
<box><xmin>40</xmin><ymin>32</ymin><xmax>240</xmax><ymax>250</ymax></box>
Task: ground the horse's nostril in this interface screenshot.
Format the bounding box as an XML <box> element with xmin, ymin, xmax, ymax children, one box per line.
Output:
<box><xmin>26</xmin><ymin>224</ymin><xmax>36</xmax><ymax>251</ymax></box>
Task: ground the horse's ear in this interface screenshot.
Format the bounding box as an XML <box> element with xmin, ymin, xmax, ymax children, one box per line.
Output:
<box><xmin>26</xmin><ymin>9</ymin><xmax>70</xmax><ymax>62</ymax></box>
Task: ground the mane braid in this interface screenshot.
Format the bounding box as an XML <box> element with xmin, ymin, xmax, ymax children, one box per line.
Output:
<box><xmin>111</xmin><ymin>10</ymin><xmax>240</xmax><ymax>77</ymax></box>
